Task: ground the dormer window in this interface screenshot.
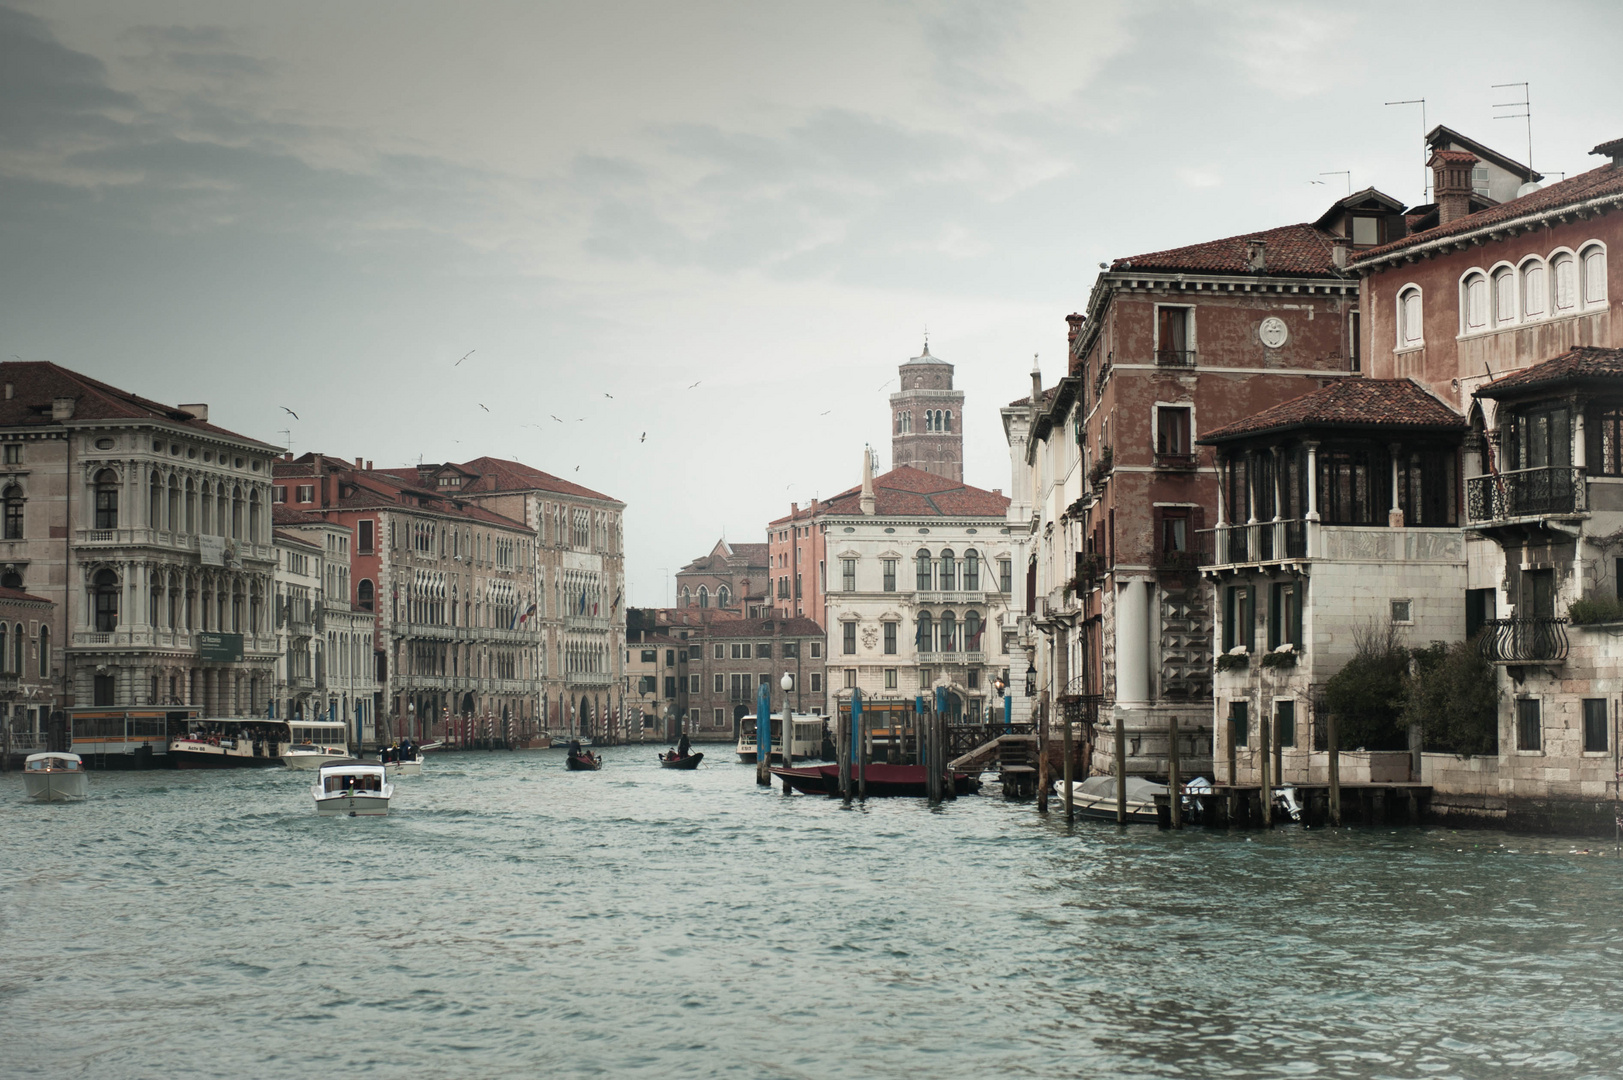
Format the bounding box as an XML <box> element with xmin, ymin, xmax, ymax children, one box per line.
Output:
<box><xmin>1351</xmin><ymin>215</ymin><xmax>1380</xmax><ymax>246</ymax></box>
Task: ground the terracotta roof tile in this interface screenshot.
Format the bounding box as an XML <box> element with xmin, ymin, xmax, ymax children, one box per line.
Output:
<box><xmin>1475</xmin><ymin>346</ymin><xmax>1623</xmax><ymax>399</ymax></box>
<box><xmin>0</xmin><ymin>362</ymin><xmax>277</xmax><ymax>448</ymax></box>
<box><xmin>1199</xmin><ymin>379</ymin><xmax>1465</xmax><ymax>443</ymax></box>
<box><xmin>0</xmin><ymin>586</ymin><xmax>53</xmax><ymax>605</ymax></box>
<box><xmin>454</xmin><ymin>456</ymin><xmax>620</xmax><ymax>503</ymax></box>
<box><xmin>1113</xmin><ymin>222</ymin><xmax>1345</xmax><ymax>278</ymax></box>
<box><xmin>1354</xmin><ymin>161</ymin><xmax>1623</xmax><ymax>264</ymax></box>
<box><xmin>701</xmin><ymin>617</ymin><xmax>823</xmax><ymax>638</ymax></box>
<box><xmin>821</xmin><ymin>466</ymin><xmax>1009</xmax><ymax>518</ymax></box>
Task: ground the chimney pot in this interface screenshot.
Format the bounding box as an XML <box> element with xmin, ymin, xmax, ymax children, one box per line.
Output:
<box><xmin>1246</xmin><ymin>239</ymin><xmax>1267</xmax><ymax>273</ymax></box>
<box><xmin>1428</xmin><ymin>148</ymin><xmax>1478</xmax><ymax>226</ymax></box>
<box><xmin>50</xmin><ymin>397</ymin><xmax>75</xmax><ymax>421</ymax></box>
<box><xmin>179</xmin><ymin>403</ymin><xmax>208</xmax><ymax>422</ymax></box>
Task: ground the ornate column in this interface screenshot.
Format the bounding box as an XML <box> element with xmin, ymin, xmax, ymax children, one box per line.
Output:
<box><xmin>1389</xmin><ymin>443</ymin><xmax>1405</xmax><ymax>528</ymax></box>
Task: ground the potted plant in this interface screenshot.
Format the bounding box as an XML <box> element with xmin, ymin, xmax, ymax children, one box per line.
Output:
<box><xmin>1261</xmin><ymin>642</ymin><xmax>1298</xmax><ymax>669</ymax></box>
<box><xmin>1216</xmin><ymin>646</ymin><xmax>1250</xmax><ymax>673</ymax></box>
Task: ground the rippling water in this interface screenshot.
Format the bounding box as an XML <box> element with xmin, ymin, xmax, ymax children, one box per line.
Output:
<box><xmin>5</xmin><ymin>746</ymin><xmax>1623</xmax><ymax>1079</ymax></box>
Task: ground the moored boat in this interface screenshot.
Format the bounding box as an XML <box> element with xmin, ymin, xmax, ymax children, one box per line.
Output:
<box><xmin>1059</xmin><ymin>775</ymin><xmax>1167</xmax><ymax>824</ymax></box>
<box><xmin>23</xmin><ymin>752</ymin><xmax>89</xmax><ymax>802</ymax></box>
<box><xmin>769</xmin><ymin>762</ymin><xmax>980</xmax><ymax>798</ymax></box>
<box><xmin>171</xmin><ymin>720</ymin><xmax>286</xmax><ymax>768</ymax></box>
<box><xmin>658</xmin><ymin>751</ymin><xmax>704</xmax><ymax>769</ymax></box>
<box><xmin>312</xmin><ymin>760</ymin><xmax>393</xmax><ymax>816</ymax></box>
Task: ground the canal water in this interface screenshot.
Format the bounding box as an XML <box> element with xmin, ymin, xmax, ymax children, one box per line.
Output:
<box><xmin>5</xmin><ymin>746</ymin><xmax>1622</xmax><ymax>1079</ymax></box>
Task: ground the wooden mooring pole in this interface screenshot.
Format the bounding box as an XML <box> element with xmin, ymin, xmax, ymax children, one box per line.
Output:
<box><xmin>755</xmin><ymin>683</ymin><xmax>771</xmax><ymax>787</ymax></box>
<box><xmin>839</xmin><ymin>699</ymin><xmax>852</xmax><ymax>805</ymax></box>
<box><xmin>1036</xmin><ymin>693</ymin><xmax>1050</xmax><ymax>814</ymax></box>
<box><xmin>1115</xmin><ymin>714</ymin><xmax>1127</xmax><ymax>826</ymax></box>
<box><xmin>1061</xmin><ymin>696</ymin><xmax>1074</xmax><ymax>824</ymax></box>
<box><xmin>1168</xmin><ymin>713</ymin><xmax>1182</xmax><ymax>829</ymax></box>
<box><xmin>1258</xmin><ymin>698</ymin><xmax>1272</xmax><ymax>827</ymax></box>
<box><xmin>1327</xmin><ymin>709</ymin><xmax>1341</xmax><ymax>826</ymax></box>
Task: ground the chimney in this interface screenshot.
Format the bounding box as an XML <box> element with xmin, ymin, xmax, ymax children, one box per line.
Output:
<box><xmin>51</xmin><ymin>397</ymin><xmax>75</xmax><ymax>421</ymax></box>
<box><xmin>1590</xmin><ymin>137</ymin><xmax>1623</xmax><ymax>169</ymax></box>
<box><xmin>179</xmin><ymin>403</ymin><xmax>208</xmax><ymax>422</ymax></box>
<box><xmin>1029</xmin><ymin>356</ymin><xmax>1043</xmax><ymax>421</ymax></box>
<box><xmin>859</xmin><ymin>446</ymin><xmax>876</xmax><ymax>516</ymax></box>
<box><xmin>1429</xmin><ymin>149</ymin><xmax>1477</xmax><ymax>226</ymax></box>
<box><xmin>1245</xmin><ymin>239</ymin><xmax>1267</xmax><ymax>273</ymax></box>
<box><xmin>355</xmin><ymin>457</ymin><xmax>363</xmax><ymax>467</ymax></box>
<box><xmin>365</xmin><ymin>460</ymin><xmax>372</xmax><ymax>470</ymax></box>
<box><xmin>1065</xmin><ymin>313</ymin><xmax>1084</xmax><ymax>345</ymax></box>
<box><xmin>1332</xmin><ymin>236</ymin><xmax>1350</xmax><ymax>269</ymax></box>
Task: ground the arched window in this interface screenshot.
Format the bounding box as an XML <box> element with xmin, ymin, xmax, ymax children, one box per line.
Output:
<box><xmin>939</xmin><ymin>609</ymin><xmax>957</xmax><ymax>653</ymax></box>
<box><xmin>0</xmin><ymin>623</ymin><xmax>8</xmax><ymax>673</ymax></box>
<box><xmin>680</xmin><ymin>586</ymin><xmax>690</xmax><ymax>606</ymax></box>
<box><xmin>215</xmin><ymin>485</ymin><xmax>227</xmax><ymax>536</ymax></box>
<box><xmin>944</xmin><ymin>411</ymin><xmax>952</xmax><ymax>432</ymax></box>
<box><xmin>1397</xmin><ymin>286</ymin><xmax>1423</xmax><ymax>348</ymax></box>
<box><xmin>963</xmin><ymin>549</ymin><xmax>980</xmax><ymax>591</ymax></box>
<box><xmin>94</xmin><ymin>470</ymin><xmax>119</xmax><ymax>529</ymax></box>
<box><xmin>718</xmin><ymin>585</ymin><xmax>730</xmax><ymax>608</ymax></box>
<box><xmin>964</xmin><ymin>610</ymin><xmax>983</xmax><ymax>652</ymax></box>
<box><xmin>39</xmin><ymin>624</ymin><xmax>49</xmax><ymax>678</ymax></box>
<box><xmin>916</xmin><ymin>549</ymin><xmax>932</xmax><ymax>591</ymax></box>
<box><xmin>916</xmin><ymin>611</ymin><xmax>934</xmax><ymax>654</ymax></box>
<box><xmin>1492</xmin><ymin>266</ymin><xmax>1517</xmax><ymax>326</ymax></box>
<box><xmin>2</xmin><ymin>484</ymin><xmax>23</xmax><ymax>540</ymax></box>
<box><xmin>939</xmin><ymin>548</ymin><xmax>956</xmax><ymax>591</ymax></box>
<box><xmin>150</xmin><ymin>471</ymin><xmax>163</xmax><ymax>528</ymax></box>
<box><xmin>231</xmin><ymin>486</ymin><xmax>243</xmax><ymax>539</ymax></box>
<box><xmin>13</xmin><ymin>623</ymin><xmax>22</xmax><ymax>675</ymax></box>
<box><xmin>168</xmin><ymin>475</ymin><xmax>180</xmax><ymax>533</ymax></box>
<box><xmin>1521</xmin><ymin>259</ymin><xmax>1546</xmax><ymax>318</ymax></box>
<box><xmin>1553</xmin><ymin>253</ymin><xmax>1577</xmax><ymax>312</ymax></box>
<box><xmin>1582</xmin><ymin>245</ymin><xmax>1608</xmax><ymax>308</ymax></box>
<box><xmin>698</xmin><ymin>585</ymin><xmax>708</xmax><ymax>609</ymax></box>
<box><xmin>0</xmin><ymin>569</ymin><xmax>20</xmax><ymax>588</ymax></box>
<box><xmin>1461</xmin><ymin>272</ymin><xmax>1488</xmax><ymax>332</ymax></box>
<box><xmin>94</xmin><ymin>568</ymin><xmax>120</xmax><ymax>632</ymax></box>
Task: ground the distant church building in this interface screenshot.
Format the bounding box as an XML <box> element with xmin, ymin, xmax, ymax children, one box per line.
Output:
<box><xmin>889</xmin><ymin>341</ymin><xmax>964</xmax><ymax>481</ymax></box>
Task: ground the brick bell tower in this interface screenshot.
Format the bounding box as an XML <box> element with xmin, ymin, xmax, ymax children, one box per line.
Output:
<box><xmin>889</xmin><ymin>338</ymin><xmax>964</xmax><ymax>481</ymax></box>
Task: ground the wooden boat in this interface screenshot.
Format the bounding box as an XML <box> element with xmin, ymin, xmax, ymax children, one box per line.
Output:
<box><xmin>23</xmin><ymin>752</ymin><xmax>89</xmax><ymax>802</ymax></box>
<box><xmin>770</xmin><ymin>762</ymin><xmax>980</xmax><ymax>798</ymax></box>
<box><xmin>1058</xmin><ymin>775</ymin><xmax>1167</xmax><ymax>824</ymax></box>
<box><xmin>657</xmin><ymin>751</ymin><xmax>704</xmax><ymax>770</ymax></box>
<box><xmin>565</xmin><ymin>752</ymin><xmax>601</xmax><ymax>771</ymax></box>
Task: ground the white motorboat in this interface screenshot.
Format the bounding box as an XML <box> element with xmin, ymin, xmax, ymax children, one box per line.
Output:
<box><xmin>380</xmin><ymin>740</ymin><xmax>424</xmax><ymax>778</ymax></box>
<box><xmin>736</xmin><ymin>713</ymin><xmax>825</xmax><ymax>763</ymax></box>
<box><xmin>23</xmin><ymin>752</ymin><xmax>88</xmax><ymax>802</ymax></box>
<box><xmin>280</xmin><ymin>720</ymin><xmax>351</xmax><ymax>769</ymax></box>
<box><xmin>1058</xmin><ymin>775</ymin><xmax>1168</xmax><ymax>824</ymax></box>
<box><xmin>312</xmin><ymin>760</ymin><xmax>393</xmax><ymax>817</ymax></box>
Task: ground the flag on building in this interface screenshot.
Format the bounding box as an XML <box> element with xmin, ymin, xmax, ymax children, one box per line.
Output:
<box><xmin>513</xmin><ymin>602</ymin><xmax>537</xmax><ymax>629</ymax></box>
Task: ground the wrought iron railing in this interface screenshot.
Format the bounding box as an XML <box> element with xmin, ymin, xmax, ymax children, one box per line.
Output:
<box><xmin>945</xmin><ymin>721</ymin><xmax>1035</xmax><ymax>758</ymax></box>
<box><xmin>1204</xmin><ymin>520</ymin><xmax>1309</xmax><ymax>565</ymax></box>
<box><xmin>1466</xmin><ymin>466</ymin><xmax>1586</xmax><ymax>522</ymax></box>
<box><xmin>1155</xmin><ymin>348</ymin><xmax>1196</xmax><ymax>368</ymax></box>
<box><xmin>1478</xmin><ymin>617</ymin><xmax>1569</xmax><ymax>664</ymax></box>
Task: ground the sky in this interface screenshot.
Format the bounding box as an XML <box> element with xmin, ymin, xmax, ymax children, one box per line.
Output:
<box><xmin>4</xmin><ymin>1</ymin><xmax>1622</xmax><ymax>606</ymax></box>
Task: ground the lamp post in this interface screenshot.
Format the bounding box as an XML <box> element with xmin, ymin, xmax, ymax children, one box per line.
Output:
<box><xmin>779</xmin><ymin>672</ymin><xmax>794</xmax><ymax>764</ymax></box>
<box><xmin>1025</xmin><ymin>662</ymin><xmax>1037</xmax><ymax>699</ymax></box>
<box><xmin>406</xmin><ymin>700</ymin><xmax>414</xmax><ymax>744</ymax></box>
<box><xmin>994</xmin><ymin>675</ymin><xmax>1009</xmax><ymax>732</ymax></box>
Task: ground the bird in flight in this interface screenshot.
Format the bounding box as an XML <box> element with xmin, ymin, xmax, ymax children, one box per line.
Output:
<box><xmin>688</xmin><ymin>380</ymin><xmax>701</xmax><ymax>389</ymax></box>
<box><xmin>479</xmin><ymin>404</ymin><xmax>490</xmax><ymax>412</ymax></box>
<box><xmin>455</xmin><ymin>349</ymin><xmax>474</xmax><ymax>366</ymax></box>
<box><xmin>574</xmin><ymin>465</ymin><xmax>580</xmax><ymax>472</ymax></box>
<box><xmin>280</xmin><ymin>406</ymin><xmax>300</xmax><ymax>420</ymax></box>
<box><xmin>604</xmin><ymin>392</ymin><xmax>614</xmax><ymax>399</ymax></box>
<box><xmin>820</xmin><ymin>410</ymin><xmax>831</xmax><ymax>416</ymax></box>
<box><xmin>550</xmin><ymin>415</ymin><xmax>563</xmax><ymax>422</ymax></box>
<box><xmin>639</xmin><ymin>432</ymin><xmax>646</xmax><ymax>443</ymax></box>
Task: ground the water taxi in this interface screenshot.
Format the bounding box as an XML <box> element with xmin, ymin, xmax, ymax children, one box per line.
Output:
<box><xmin>736</xmin><ymin>713</ymin><xmax>825</xmax><ymax>764</ymax></box>
<box><xmin>280</xmin><ymin>720</ymin><xmax>352</xmax><ymax>769</ymax></box>
<box><xmin>23</xmin><ymin>752</ymin><xmax>89</xmax><ymax>802</ymax></box>
<box><xmin>380</xmin><ymin>739</ymin><xmax>425</xmax><ymax>778</ymax></box>
<box><xmin>312</xmin><ymin>760</ymin><xmax>393</xmax><ymax>816</ymax></box>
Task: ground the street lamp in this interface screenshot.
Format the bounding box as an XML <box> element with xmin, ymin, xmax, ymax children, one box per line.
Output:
<box><xmin>780</xmin><ymin>672</ymin><xmax>794</xmax><ymax>763</ymax></box>
<box><xmin>407</xmin><ymin>700</ymin><xmax>414</xmax><ymax>742</ymax></box>
<box><xmin>1025</xmin><ymin>662</ymin><xmax>1037</xmax><ymax>698</ymax></box>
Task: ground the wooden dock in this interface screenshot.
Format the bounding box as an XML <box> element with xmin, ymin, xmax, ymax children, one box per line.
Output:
<box><xmin>1163</xmin><ymin>783</ymin><xmax>1433</xmax><ymax>829</ymax></box>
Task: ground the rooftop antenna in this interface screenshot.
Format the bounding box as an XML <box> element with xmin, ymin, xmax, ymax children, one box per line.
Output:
<box><xmin>1492</xmin><ymin>81</ymin><xmax>1532</xmax><ymax>174</ymax></box>
<box><xmin>1384</xmin><ymin>97</ymin><xmax>1428</xmax><ymax>203</ymax></box>
<box><xmin>277</xmin><ymin>429</ymin><xmax>291</xmax><ymax>451</ymax></box>
<box><xmin>1320</xmin><ymin>170</ymin><xmax>1352</xmax><ymax>195</ymax></box>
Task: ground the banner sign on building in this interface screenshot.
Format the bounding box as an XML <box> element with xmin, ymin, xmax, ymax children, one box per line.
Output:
<box><xmin>198</xmin><ymin>535</ymin><xmax>226</xmax><ymax>567</ymax></box>
<box><xmin>199</xmin><ymin>632</ymin><xmax>243</xmax><ymax>663</ymax></box>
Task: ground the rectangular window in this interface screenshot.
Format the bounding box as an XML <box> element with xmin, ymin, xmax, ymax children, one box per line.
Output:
<box><xmin>296</xmin><ymin>484</ymin><xmax>314</xmax><ymax>503</ymax></box>
<box><xmin>1349</xmin><ymin>310</ymin><xmax>1361</xmax><ymax>372</ymax></box>
<box><xmin>844</xmin><ymin>668</ymin><xmax>856</xmax><ymax>689</ymax></box>
<box><xmin>842</xmin><ymin>558</ymin><xmax>856</xmax><ymax>592</ymax></box>
<box><xmin>884</xmin><ymin>668</ymin><xmax>897</xmax><ymax>689</ymax></box>
<box><xmin>1230</xmin><ymin>700</ymin><xmax>1249</xmax><ymax>748</ymax></box>
<box><xmin>664</xmin><ymin>676</ymin><xmax>676</xmax><ymax>698</ymax></box>
<box><xmin>999</xmin><ymin>559</ymin><xmax>1012</xmax><ymax>593</ymax></box>
<box><xmin>918</xmin><ymin>668</ymin><xmax>932</xmax><ymax>687</ymax></box>
<box><xmin>759</xmin><ymin>673</ymin><xmax>770</xmax><ymax>687</ymax></box>
<box><xmin>967</xmin><ymin>669</ymin><xmax>979</xmax><ymax>689</ymax></box>
<box><xmin>2</xmin><ymin>444</ymin><xmax>20</xmax><ymax>464</ymax></box>
<box><xmin>272</xmin><ymin>486</ymin><xmax>287</xmax><ymax>504</ymax></box>
<box><xmin>883</xmin><ymin>559</ymin><xmax>897</xmax><ymax>592</ymax></box>
<box><xmin>357</xmin><ymin>519</ymin><xmax>374</xmax><ymax>553</ymax></box>
<box><xmin>1275</xmin><ymin>699</ymin><xmax>1296</xmax><ymax>748</ymax></box>
<box><xmin>1156</xmin><ymin>406</ymin><xmax>1192</xmax><ymax>456</ymax></box>
<box><xmin>843</xmin><ymin>622</ymin><xmax>856</xmax><ymax>655</ymax></box>
<box><xmin>1225</xmin><ymin>585</ymin><xmax>1256</xmax><ymax>652</ymax></box>
<box><xmin>714</xmin><ymin>643</ymin><xmax>724</xmax><ymax>660</ymax></box>
<box><xmin>811</xmin><ymin>641</ymin><xmax>821</xmax><ymax>658</ymax></box>
<box><xmin>757</xmin><ymin>643</ymin><xmax>771</xmax><ymax>660</ymax></box>
<box><xmin>731</xmin><ymin>643</ymin><xmax>742</xmax><ymax>659</ymax></box>
<box><xmin>741</xmin><ymin>643</ymin><xmax>752</xmax><ymax>660</ymax></box>
<box><xmin>810</xmin><ymin>673</ymin><xmax>822</xmax><ymax>692</ymax></box>
<box><xmin>1516</xmin><ymin>698</ymin><xmax>1542</xmax><ymax>751</ymax></box>
<box><xmin>1156</xmin><ymin>306</ymin><xmax>1192</xmax><ymax>365</ymax></box>
<box><xmin>1583</xmin><ymin>698</ymin><xmax>1608</xmax><ymax>753</ymax></box>
<box><xmin>1268</xmin><ymin>582</ymin><xmax>1302</xmax><ymax>650</ymax></box>
<box><xmin>641</xmin><ymin>649</ymin><xmax>656</xmax><ymax>663</ymax></box>
<box><xmin>714</xmin><ymin>708</ymin><xmax>724</xmax><ymax>726</ymax></box>
<box><xmin>783</xmin><ymin>642</ymin><xmax>798</xmax><ymax>658</ymax></box>
<box><xmin>1390</xmin><ymin>599</ymin><xmax>1412</xmax><ymax>624</ymax></box>
<box><xmin>689</xmin><ymin>674</ymin><xmax>700</xmax><ymax>693</ymax></box>
<box><xmin>689</xmin><ymin>645</ymin><xmax>702</xmax><ymax>660</ymax></box>
<box><xmin>665</xmin><ymin>649</ymin><xmax>676</xmax><ymax>667</ymax></box>
<box><xmin>884</xmin><ymin>622</ymin><xmax>897</xmax><ymax>655</ymax></box>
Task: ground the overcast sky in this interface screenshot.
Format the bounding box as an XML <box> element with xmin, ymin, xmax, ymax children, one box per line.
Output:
<box><xmin>4</xmin><ymin>1</ymin><xmax>1621</xmax><ymax>606</ymax></box>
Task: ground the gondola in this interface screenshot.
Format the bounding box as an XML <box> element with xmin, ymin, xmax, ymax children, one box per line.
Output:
<box><xmin>565</xmin><ymin>752</ymin><xmax>601</xmax><ymax>771</ymax></box>
<box><xmin>657</xmin><ymin>751</ymin><xmax>704</xmax><ymax>770</ymax></box>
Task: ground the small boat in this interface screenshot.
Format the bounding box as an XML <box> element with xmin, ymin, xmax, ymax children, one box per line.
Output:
<box><xmin>380</xmin><ymin>741</ymin><xmax>424</xmax><ymax>778</ymax></box>
<box><xmin>658</xmin><ymin>751</ymin><xmax>704</xmax><ymax>770</ymax></box>
<box><xmin>737</xmin><ymin>714</ymin><xmax>826</xmax><ymax>763</ymax></box>
<box><xmin>1059</xmin><ymin>775</ymin><xmax>1167</xmax><ymax>824</ymax></box>
<box><xmin>312</xmin><ymin>760</ymin><xmax>393</xmax><ymax>817</ymax></box>
<box><xmin>23</xmin><ymin>752</ymin><xmax>89</xmax><ymax>802</ymax></box>
<box><xmin>280</xmin><ymin>720</ymin><xmax>351</xmax><ymax>769</ymax></box>
<box><xmin>769</xmin><ymin>762</ymin><xmax>980</xmax><ymax>798</ymax></box>
<box><xmin>566</xmin><ymin>751</ymin><xmax>601</xmax><ymax>771</ymax></box>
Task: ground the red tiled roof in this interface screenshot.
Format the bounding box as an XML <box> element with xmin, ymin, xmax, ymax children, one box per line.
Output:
<box><xmin>1198</xmin><ymin>378</ymin><xmax>1465</xmax><ymax>443</ymax></box>
<box><xmin>821</xmin><ymin>466</ymin><xmax>1009</xmax><ymax>518</ymax></box>
<box><xmin>0</xmin><ymin>585</ymin><xmax>52</xmax><ymax>605</ymax></box>
<box><xmin>1112</xmin><ymin>223</ymin><xmax>1344</xmax><ymax>278</ymax></box>
<box><xmin>701</xmin><ymin>617</ymin><xmax>823</xmax><ymax>638</ymax></box>
<box><xmin>272</xmin><ymin>505</ymin><xmax>328</xmax><ymax>526</ymax></box>
<box><xmin>272</xmin><ymin>528</ymin><xmax>322</xmax><ymax>550</ymax></box>
<box><xmin>0</xmin><ymin>362</ymin><xmax>278</xmax><ymax>448</ymax></box>
<box><xmin>1475</xmin><ymin>346</ymin><xmax>1623</xmax><ymax>399</ymax></box>
<box><xmin>1007</xmin><ymin>386</ymin><xmax>1058</xmax><ymax>408</ymax></box>
<box><xmin>1353</xmin><ymin>161</ymin><xmax>1623</xmax><ymax>265</ymax></box>
<box><xmin>454</xmin><ymin>456</ymin><xmax>619</xmax><ymax>503</ymax></box>
<box><xmin>729</xmin><ymin>543</ymin><xmax>768</xmax><ymax>563</ymax></box>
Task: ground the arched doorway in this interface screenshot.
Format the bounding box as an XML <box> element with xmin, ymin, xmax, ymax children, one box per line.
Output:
<box><xmin>578</xmin><ymin>695</ymin><xmax>592</xmax><ymax>736</ymax></box>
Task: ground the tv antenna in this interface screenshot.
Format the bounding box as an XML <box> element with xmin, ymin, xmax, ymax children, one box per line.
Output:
<box><xmin>1492</xmin><ymin>81</ymin><xmax>1532</xmax><ymax>174</ymax></box>
<box><xmin>1384</xmin><ymin>97</ymin><xmax>1428</xmax><ymax>203</ymax></box>
<box><xmin>277</xmin><ymin>429</ymin><xmax>291</xmax><ymax>451</ymax></box>
<box><xmin>1320</xmin><ymin>170</ymin><xmax>1351</xmax><ymax>195</ymax></box>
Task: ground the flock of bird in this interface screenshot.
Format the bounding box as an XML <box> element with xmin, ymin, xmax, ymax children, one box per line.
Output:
<box><xmin>275</xmin><ymin>350</ymin><xmax>894</xmax><ymax>479</ymax></box>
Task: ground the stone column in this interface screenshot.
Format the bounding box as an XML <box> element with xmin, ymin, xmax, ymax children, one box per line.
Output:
<box><xmin>1389</xmin><ymin>443</ymin><xmax>1405</xmax><ymax>527</ymax></box>
<box><xmin>1115</xmin><ymin>578</ymin><xmax>1150</xmax><ymax>705</ymax></box>
<box><xmin>1304</xmin><ymin>441</ymin><xmax>1320</xmax><ymax>559</ymax></box>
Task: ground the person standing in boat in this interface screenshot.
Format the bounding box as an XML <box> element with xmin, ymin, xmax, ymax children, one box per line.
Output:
<box><xmin>676</xmin><ymin>732</ymin><xmax>691</xmax><ymax>759</ymax></box>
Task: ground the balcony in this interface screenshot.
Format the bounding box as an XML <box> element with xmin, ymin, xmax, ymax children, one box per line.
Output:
<box><xmin>1466</xmin><ymin>466</ymin><xmax>1586</xmax><ymax>524</ymax></box>
<box><xmin>1153</xmin><ymin>452</ymin><xmax>1199</xmax><ymax>472</ymax></box>
<box><xmin>70</xmin><ymin>628</ymin><xmax>279</xmax><ymax>655</ymax></box>
<box><xmin>1152</xmin><ymin>547</ymin><xmax>1210</xmax><ymax>574</ymax></box>
<box><xmin>564</xmin><ymin>614</ymin><xmax>612</xmax><ymax>632</ymax></box>
<box><xmin>1478</xmin><ymin>617</ymin><xmax>1568</xmax><ymax>665</ymax></box>
<box><xmin>1155</xmin><ymin>348</ymin><xmax>1196</xmax><ymax>368</ymax></box>
<box><xmin>569</xmin><ymin>671</ymin><xmax>617</xmax><ymax>686</ymax></box>
<box><xmin>1208</xmin><ymin>520</ymin><xmax>1309</xmax><ymax>566</ymax></box>
<box><xmin>914</xmin><ymin>591</ymin><xmax>987</xmax><ymax>606</ymax></box>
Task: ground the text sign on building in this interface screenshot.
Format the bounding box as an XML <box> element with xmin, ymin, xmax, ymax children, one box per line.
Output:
<box><xmin>199</xmin><ymin>535</ymin><xmax>226</xmax><ymax>567</ymax></box>
<box><xmin>199</xmin><ymin>632</ymin><xmax>243</xmax><ymax>663</ymax></box>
